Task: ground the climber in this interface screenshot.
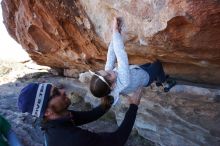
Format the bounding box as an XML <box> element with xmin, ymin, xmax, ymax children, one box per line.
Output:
<box><xmin>89</xmin><ymin>17</ymin><xmax>176</xmax><ymax>104</ymax></box>
<box><xmin>18</xmin><ymin>83</ymin><xmax>142</xmax><ymax>146</ymax></box>
<box><xmin>0</xmin><ymin>115</ymin><xmax>23</xmax><ymax>146</ymax></box>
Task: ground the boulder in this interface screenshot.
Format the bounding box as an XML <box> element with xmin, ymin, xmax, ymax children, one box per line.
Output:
<box><xmin>1</xmin><ymin>0</ymin><xmax>220</xmax><ymax>84</ymax></box>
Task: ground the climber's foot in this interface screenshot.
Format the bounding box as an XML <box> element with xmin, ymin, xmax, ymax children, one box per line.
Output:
<box><xmin>163</xmin><ymin>79</ymin><xmax>176</xmax><ymax>92</ymax></box>
<box><xmin>156</xmin><ymin>75</ymin><xmax>170</xmax><ymax>87</ymax></box>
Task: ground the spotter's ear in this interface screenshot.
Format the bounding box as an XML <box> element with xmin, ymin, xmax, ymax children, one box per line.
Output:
<box><xmin>44</xmin><ymin>108</ymin><xmax>53</xmax><ymax>117</ymax></box>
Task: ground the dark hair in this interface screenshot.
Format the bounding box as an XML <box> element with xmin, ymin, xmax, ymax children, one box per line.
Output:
<box><xmin>90</xmin><ymin>72</ymin><xmax>112</xmax><ymax>98</ymax></box>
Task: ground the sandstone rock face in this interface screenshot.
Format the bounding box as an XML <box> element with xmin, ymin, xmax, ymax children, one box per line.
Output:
<box><xmin>1</xmin><ymin>0</ymin><xmax>107</xmax><ymax>73</ymax></box>
<box><xmin>1</xmin><ymin>0</ymin><xmax>220</xmax><ymax>85</ymax></box>
<box><xmin>116</xmin><ymin>87</ymin><xmax>220</xmax><ymax>146</ymax></box>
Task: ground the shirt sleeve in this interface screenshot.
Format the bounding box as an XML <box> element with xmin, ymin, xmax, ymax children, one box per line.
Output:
<box><xmin>111</xmin><ymin>88</ymin><xmax>120</xmax><ymax>105</ymax></box>
<box><xmin>105</xmin><ymin>40</ymin><xmax>116</xmax><ymax>71</ymax></box>
<box><xmin>110</xmin><ymin>32</ymin><xmax>130</xmax><ymax>105</ymax></box>
<box><xmin>113</xmin><ymin>32</ymin><xmax>130</xmax><ymax>89</ymax></box>
<box><xmin>114</xmin><ymin>104</ymin><xmax>138</xmax><ymax>145</ymax></box>
<box><xmin>70</xmin><ymin>104</ymin><xmax>111</xmax><ymax>126</ymax></box>
<box><xmin>0</xmin><ymin>115</ymin><xmax>11</xmax><ymax>138</ymax></box>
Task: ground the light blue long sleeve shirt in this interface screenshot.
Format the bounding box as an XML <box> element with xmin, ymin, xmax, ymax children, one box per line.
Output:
<box><xmin>105</xmin><ymin>32</ymin><xmax>150</xmax><ymax>105</ymax></box>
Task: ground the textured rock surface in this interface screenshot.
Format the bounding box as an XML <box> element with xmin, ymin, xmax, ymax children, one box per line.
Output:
<box><xmin>1</xmin><ymin>0</ymin><xmax>107</xmax><ymax>73</ymax></box>
<box><xmin>118</xmin><ymin>88</ymin><xmax>220</xmax><ymax>146</ymax></box>
<box><xmin>1</xmin><ymin>0</ymin><xmax>220</xmax><ymax>84</ymax></box>
<box><xmin>81</xmin><ymin>74</ymin><xmax>220</xmax><ymax>146</ymax></box>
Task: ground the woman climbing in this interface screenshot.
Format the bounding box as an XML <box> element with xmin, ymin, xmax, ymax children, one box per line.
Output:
<box><xmin>89</xmin><ymin>17</ymin><xmax>176</xmax><ymax>105</ymax></box>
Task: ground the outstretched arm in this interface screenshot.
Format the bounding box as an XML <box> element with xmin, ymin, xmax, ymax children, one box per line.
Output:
<box><xmin>105</xmin><ymin>40</ymin><xmax>116</xmax><ymax>71</ymax></box>
<box><xmin>112</xmin><ymin>18</ymin><xmax>130</xmax><ymax>89</ymax></box>
<box><xmin>70</xmin><ymin>96</ymin><xmax>113</xmax><ymax>126</ymax></box>
<box><xmin>112</xmin><ymin>31</ymin><xmax>130</xmax><ymax>87</ymax></box>
<box><xmin>112</xmin><ymin>88</ymin><xmax>142</xmax><ymax>146</ymax></box>
<box><xmin>109</xmin><ymin>18</ymin><xmax>130</xmax><ymax>105</ymax></box>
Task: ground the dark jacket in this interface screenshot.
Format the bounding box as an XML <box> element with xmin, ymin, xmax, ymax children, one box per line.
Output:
<box><xmin>42</xmin><ymin>104</ymin><xmax>138</xmax><ymax>146</ymax></box>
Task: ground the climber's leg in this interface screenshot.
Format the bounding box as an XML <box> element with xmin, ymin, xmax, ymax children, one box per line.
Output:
<box><xmin>140</xmin><ymin>60</ymin><xmax>176</xmax><ymax>92</ymax></box>
<box><xmin>140</xmin><ymin>60</ymin><xmax>166</xmax><ymax>86</ymax></box>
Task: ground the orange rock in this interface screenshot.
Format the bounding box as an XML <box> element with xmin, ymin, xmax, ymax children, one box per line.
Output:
<box><xmin>1</xmin><ymin>0</ymin><xmax>220</xmax><ymax>85</ymax></box>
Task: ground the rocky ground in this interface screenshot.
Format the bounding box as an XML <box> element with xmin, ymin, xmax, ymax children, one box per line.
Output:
<box><xmin>0</xmin><ymin>59</ymin><xmax>154</xmax><ymax>146</ymax></box>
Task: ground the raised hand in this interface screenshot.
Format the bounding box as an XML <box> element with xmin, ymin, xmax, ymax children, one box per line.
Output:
<box><xmin>113</xmin><ymin>17</ymin><xmax>122</xmax><ymax>33</ymax></box>
<box><xmin>126</xmin><ymin>87</ymin><xmax>143</xmax><ymax>106</ymax></box>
